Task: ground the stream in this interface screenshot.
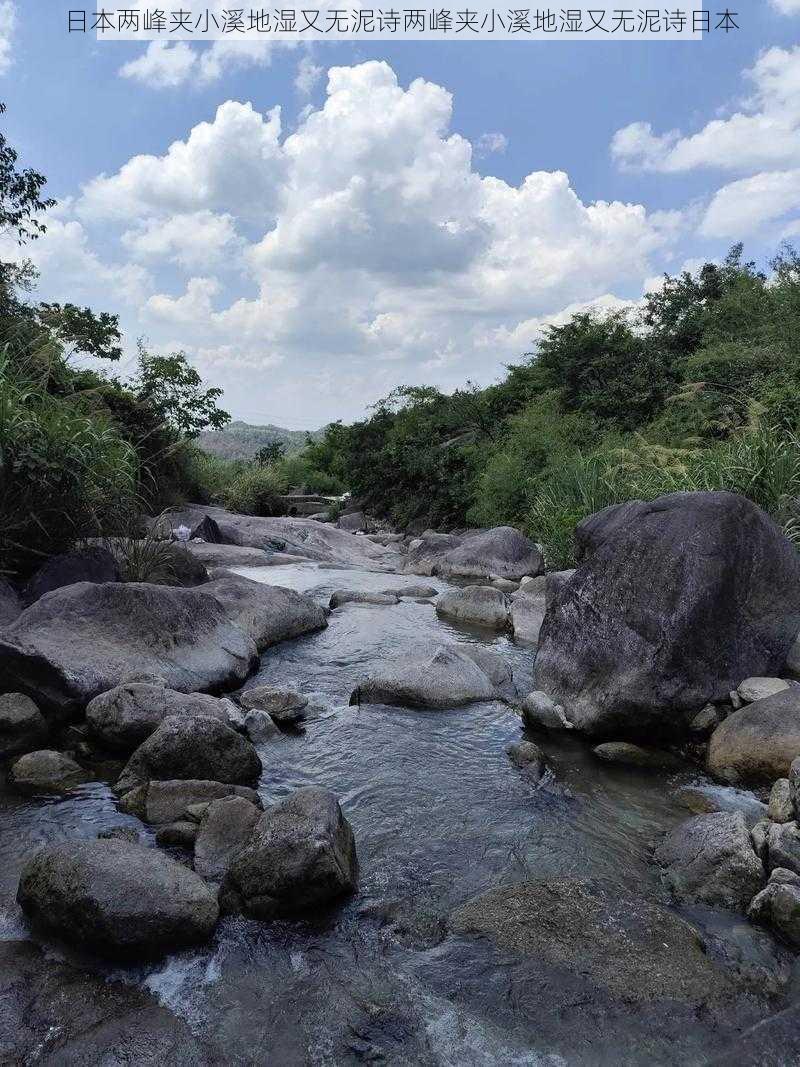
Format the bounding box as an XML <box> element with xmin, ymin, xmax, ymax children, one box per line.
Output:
<box><xmin>1</xmin><ymin>561</ymin><xmax>797</xmax><ymax>1065</ymax></box>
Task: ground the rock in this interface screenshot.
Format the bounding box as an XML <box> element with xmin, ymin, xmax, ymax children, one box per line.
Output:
<box><xmin>116</xmin><ymin>715</ymin><xmax>262</xmax><ymax>795</ymax></box>
<box><xmin>0</xmin><ymin>576</ymin><xmax>325</xmax><ymax>716</ymax></box>
<box><xmin>592</xmin><ymin>741</ymin><xmax>680</xmax><ymax>769</ymax></box>
<box><xmin>337</xmin><ymin>510</ymin><xmax>367</xmax><ymax>532</ymax></box>
<box><xmin>435</xmin><ymin>585</ymin><xmax>511</xmax><ymax>630</ymax></box>
<box><xmin>9</xmin><ymin>750</ymin><xmax>90</xmax><ymax>795</ymax></box>
<box><xmin>17</xmin><ymin>838</ymin><xmax>218</xmax><ymax>958</ymax></box>
<box><xmin>239</xmin><ymin>685</ymin><xmax>309</xmax><ymax>724</ymax></box>
<box><xmin>156</xmin><ymin>544</ymin><xmax>209</xmax><ymax>587</ymax></box>
<box><xmin>749</xmin><ymin>872</ymin><xmax>800</xmax><ymax>948</ymax></box>
<box><xmin>708</xmin><ymin>1001</ymin><xmax>800</xmax><ymax>1067</ymax></box>
<box><xmin>244</xmin><ymin>709</ymin><xmax>281</xmax><ymax>742</ymax></box>
<box><xmin>520</xmin><ymin>690</ymin><xmax>573</xmax><ymax>731</ymax></box>
<box><xmin>708</xmin><ymin>688</ymin><xmax>800</xmax><ymax>783</ymax></box>
<box><xmin>194</xmin><ymin>795</ymin><xmax>261</xmax><ymax>881</ymax></box>
<box><xmin>506</xmin><ymin>740</ymin><xmax>547</xmax><ymax>775</ymax></box>
<box><xmin>518</xmin><ymin>575</ymin><xmax>546</xmax><ymax>595</ymax></box>
<box><xmin>402</xmin><ymin>532</ymin><xmax>463</xmax><ymax>576</ymax></box>
<box><xmin>329</xmin><ymin>590</ymin><xmax>398</xmax><ymax>608</ymax></box>
<box><xmin>738</xmin><ymin>677</ymin><xmax>790</xmax><ymax>703</ymax></box>
<box><xmin>0</xmin><ymin>692</ymin><xmax>47</xmax><ymax>758</ymax></box>
<box><xmin>185</xmin><ymin>542</ymin><xmax>269</xmax><ymax>568</ymax></box>
<box><xmin>23</xmin><ymin>545</ymin><xmax>120</xmax><ymax>605</ymax></box>
<box><xmin>458</xmin><ymin>645</ymin><xmax>517</xmax><ymax>700</ymax></box>
<box><xmin>350</xmin><ymin>644</ymin><xmax>505</xmax><ymax>709</ymax></box>
<box><xmin>752</xmin><ymin>819</ymin><xmax>770</xmax><ymax>861</ymax></box>
<box><xmin>769</xmin><ymin>779</ymin><xmax>794</xmax><ymax>823</ymax></box>
<box><xmin>380</xmin><ymin>585</ymin><xmax>438</xmax><ymax>598</ymax></box>
<box><xmin>98</xmin><ymin>825</ymin><xmax>141</xmax><ymax>843</ymax></box>
<box><xmin>765</xmin><ymin>821</ymin><xmax>800</xmax><ymax>875</ymax></box>
<box><xmin>155</xmin><ymin>820</ymin><xmax>198</xmax><ymax>849</ymax></box>
<box><xmin>674</xmin><ymin>784</ymin><xmax>767</xmax><ymax>827</ymax></box>
<box><xmin>0</xmin><ymin>577</ymin><xmax>21</xmax><ymax>626</ymax></box>
<box><xmin>119</xmin><ymin>778</ymin><xmax>262</xmax><ymax>825</ymax></box>
<box><xmin>791</xmin><ymin>757</ymin><xmax>800</xmax><ymax>820</ymax></box>
<box><xmin>730</xmin><ymin>689</ymin><xmax>744</xmax><ymax>710</ymax></box>
<box><xmin>509</xmin><ymin>590</ymin><xmax>546</xmax><ymax>644</ymax></box>
<box><xmin>86</xmin><ymin>683</ymin><xmax>242</xmax><ymax>753</ymax></box>
<box><xmin>436</xmin><ymin>526</ymin><xmax>543</xmax><ymax>581</ymax></box>
<box><xmin>491</xmin><ymin>577</ymin><xmax>519</xmax><ymax>592</ymax></box>
<box><xmin>654</xmin><ymin>811</ymin><xmax>764</xmax><ymax>910</ymax></box>
<box><xmin>450</xmin><ymin>878</ymin><xmax>738</xmax><ymax>1002</ymax></box>
<box><xmin>151</xmin><ymin>508</ymin><xmax>222</xmax><ymax>544</ymax></box>
<box><xmin>688</xmin><ymin>703</ymin><xmax>723</xmax><ymax>739</ymax></box>
<box><xmin>535</xmin><ymin>491</ymin><xmax>800</xmax><ymax>737</ymax></box>
<box><xmin>223</xmin><ymin>787</ymin><xmax>357</xmax><ymax>919</ymax></box>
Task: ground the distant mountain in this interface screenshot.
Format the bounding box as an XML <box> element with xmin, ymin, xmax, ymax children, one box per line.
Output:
<box><xmin>198</xmin><ymin>421</ymin><xmax>324</xmax><ymax>462</ymax></box>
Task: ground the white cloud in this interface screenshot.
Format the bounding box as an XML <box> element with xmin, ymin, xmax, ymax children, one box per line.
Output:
<box><xmin>0</xmin><ymin>0</ymin><xmax>16</xmax><ymax>76</ymax></box>
<box><xmin>701</xmin><ymin>169</ymin><xmax>800</xmax><ymax>237</ymax></box>
<box><xmin>121</xmin><ymin>210</ymin><xmax>241</xmax><ymax>269</ymax></box>
<box><xmin>295</xmin><ymin>55</ymin><xmax>323</xmax><ymax>96</ymax></box>
<box><xmin>475</xmin><ymin>132</ymin><xmax>508</xmax><ymax>157</ymax></box>
<box><xmin>119</xmin><ymin>41</ymin><xmax>196</xmax><ymax>88</ymax></box>
<box><xmin>612</xmin><ymin>46</ymin><xmax>800</xmax><ymax>173</ymax></box>
<box><xmin>146</xmin><ymin>276</ymin><xmax>220</xmax><ymax>324</ymax></box>
<box><xmin>771</xmin><ymin>0</ymin><xmax>800</xmax><ymax>13</ymax></box>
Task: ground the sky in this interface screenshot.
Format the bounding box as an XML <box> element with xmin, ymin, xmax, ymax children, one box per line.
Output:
<box><xmin>2</xmin><ymin>2</ymin><xmax>800</xmax><ymax>428</ymax></box>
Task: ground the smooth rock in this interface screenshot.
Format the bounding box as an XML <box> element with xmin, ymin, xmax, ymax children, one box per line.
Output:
<box><xmin>769</xmin><ymin>779</ymin><xmax>794</xmax><ymax>823</ymax></box>
<box><xmin>458</xmin><ymin>645</ymin><xmax>517</xmax><ymax>701</ymax></box>
<box><xmin>380</xmin><ymin>585</ymin><xmax>438</xmax><ymax>598</ymax></box>
<box><xmin>329</xmin><ymin>590</ymin><xmax>398</xmax><ymax>608</ymax></box>
<box><xmin>244</xmin><ymin>709</ymin><xmax>281</xmax><ymax>742</ymax></box>
<box><xmin>491</xmin><ymin>577</ymin><xmax>519</xmax><ymax>592</ymax></box>
<box><xmin>119</xmin><ymin>778</ymin><xmax>262</xmax><ymax>825</ymax></box>
<box><xmin>738</xmin><ymin>677</ymin><xmax>790</xmax><ymax>704</ymax></box>
<box><xmin>435</xmin><ymin>585</ymin><xmax>510</xmax><ymax>631</ymax></box>
<box><xmin>436</xmin><ymin>526</ymin><xmax>543</xmax><ymax>581</ymax></box>
<box><xmin>116</xmin><ymin>715</ymin><xmax>262</xmax><ymax>795</ymax></box>
<box><xmin>766</xmin><ymin>821</ymin><xmax>800</xmax><ymax>875</ymax></box>
<box><xmin>337</xmin><ymin>510</ymin><xmax>367</xmax><ymax>532</ymax></box>
<box><xmin>520</xmin><ymin>690</ymin><xmax>573</xmax><ymax>731</ymax></box>
<box><xmin>506</xmin><ymin>740</ymin><xmax>547</xmax><ymax>775</ymax></box>
<box><xmin>239</xmin><ymin>685</ymin><xmax>309</xmax><ymax>724</ymax></box>
<box><xmin>592</xmin><ymin>741</ymin><xmax>679</xmax><ymax>769</ymax></box>
<box><xmin>155</xmin><ymin>820</ymin><xmax>198</xmax><ymax>849</ymax></box>
<box><xmin>0</xmin><ymin>692</ymin><xmax>47</xmax><ymax>758</ymax></box>
<box><xmin>509</xmin><ymin>590</ymin><xmax>547</xmax><ymax>644</ymax></box>
<box><xmin>518</xmin><ymin>575</ymin><xmax>546</xmax><ymax>595</ymax></box>
<box><xmin>223</xmin><ymin>787</ymin><xmax>357</xmax><ymax>919</ymax></box>
<box><xmin>749</xmin><ymin>876</ymin><xmax>800</xmax><ymax>948</ymax></box>
<box><xmin>654</xmin><ymin>811</ymin><xmax>764</xmax><ymax>910</ymax></box>
<box><xmin>535</xmin><ymin>491</ymin><xmax>800</xmax><ymax>737</ymax></box>
<box><xmin>708</xmin><ymin>688</ymin><xmax>800</xmax><ymax>783</ymax></box>
<box><xmin>17</xmin><ymin>838</ymin><xmax>218</xmax><ymax>958</ymax></box>
<box><xmin>688</xmin><ymin>703</ymin><xmax>724</xmax><ymax>739</ymax></box>
<box><xmin>350</xmin><ymin>644</ymin><xmax>503</xmax><ymax>709</ymax></box>
<box><xmin>23</xmin><ymin>545</ymin><xmax>120</xmax><ymax>605</ymax></box>
<box><xmin>9</xmin><ymin>750</ymin><xmax>90</xmax><ymax>795</ymax></box>
<box><xmin>673</xmin><ymin>784</ymin><xmax>767</xmax><ymax>827</ymax></box>
<box><xmin>185</xmin><ymin>542</ymin><xmax>269</xmax><ymax>568</ymax></box>
<box><xmin>194</xmin><ymin>795</ymin><xmax>261</xmax><ymax>881</ymax></box>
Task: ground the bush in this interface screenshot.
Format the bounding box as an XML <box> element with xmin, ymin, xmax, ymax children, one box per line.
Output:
<box><xmin>220</xmin><ymin>465</ymin><xmax>288</xmax><ymax>516</ymax></box>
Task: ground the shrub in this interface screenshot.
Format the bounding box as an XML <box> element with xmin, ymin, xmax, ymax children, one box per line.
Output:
<box><xmin>220</xmin><ymin>465</ymin><xmax>288</xmax><ymax>516</ymax></box>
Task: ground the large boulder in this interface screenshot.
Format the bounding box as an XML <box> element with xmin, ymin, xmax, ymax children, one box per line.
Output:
<box><xmin>118</xmin><ymin>778</ymin><xmax>262</xmax><ymax>825</ymax></box>
<box><xmin>193</xmin><ymin>795</ymin><xmax>262</xmax><ymax>881</ymax></box>
<box><xmin>86</xmin><ymin>683</ymin><xmax>241</xmax><ymax>753</ymax></box>
<box><xmin>17</xmin><ymin>838</ymin><xmax>218</xmax><ymax>958</ymax></box>
<box><xmin>184</xmin><ymin>542</ymin><xmax>269</xmax><ymax>568</ymax></box>
<box><xmin>116</xmin><ymin>715</ymin><xmax>262</xmax><ymax>794</ymax></box>
<box><xmin>749</xmin><ymin>869</ymin><xmax>800</xmax><ymax>948</ymax></box>
<box><xmin>150</xmin><ymin>508</ymin><xmax>222</xmax><ymax>543</ymax></box>
<box><xmin>765</xmin><ymin>821</ymin><xmax>800</xmax><ymax>876</ymax></box>
<box><xmin>402</xmin><ymin>532</ymin><xmax>463</xmax><ymax>576</ymax></box>
<box><xmin>435</xmin><ymin>586</ymin><xmax>511</xmax><ymax>631</ymax></box>
<box><xmin>238</xmin><ymin>684</ymin><xmax>308</xmax><ymax>724</ymax></box>
<box><xmin>9</xmin><ymin>750</ymin><xmax>90</xmax><ymax>795</ymax></box>
<box><xmin>708</xmin><ymin>688</ymin><xmax>800</xmax><ymax>783</ymax></box>
<box><xmin>535</xmin><ymin>492</ymin><xmax>800</xmax><ymax>737</ymax></box>
<box><xmin>653</xmin><ymin>811</ymin><xmax>765</xmax><ymax>910</ymax></box>
<box><xmin>0</xmin><ymin>575</ymin><xmax>325</xmax><ymax>716</ymax></box>
<box><xmin>0</xmin><ymin>578</ymin><xmax>21</xmax><ymax>627</ymax></box>
<box><xmin>509</xmin><ymin>589</ymin><xmax>547</xmax><ymax>644</ymax></box>
<box><xmin>329</xmin><ymin>590</ymin><xmax>398</xmax><ymax>608</ymax></box>
<box><xmin>337</xmin><ymin>510</ymin><xmax>367</xmax><ymax>532</ymax></box>
<box><xmin>0</xmin><ymin>692</ymin><xmax>47</xmax><ymax>758</ymax></box>
<box><xmin>23</xmin><ymin>545</ymin><xmax>120</xmax><ymax>605</ymax></box>
<box><xmin>223</xmin><ymin>787</ymin><xmax>357</xmax><ymax>919</ymax></box>
<box><xmin>436</xmin><ymin>526</ymin><xmax>543</xmax><ymax>581</ymax></box>
<box><xmin>350</xmin><ymin>644</ymin><xmax>506</xmax><ymax>709</ymax></box>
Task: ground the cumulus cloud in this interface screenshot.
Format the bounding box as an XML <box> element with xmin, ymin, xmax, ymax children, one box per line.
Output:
<box><xmin>0</xmin><ymin>0</ymin><xmax>16</xmax><ymax>76</ymax></box>
<box><xmin>119</xmin><ymin>38</ymin><xmax>281</xmax><ymax>88</ymax></box>
<box><xmin>295</xmin><ymin>55</ymin><xmax>323</xmax><ymax>96</ymax></box>
<box><xmin>121</xmin><ymin>210</ymin><xmax>242</xmax><ymax>269</ymax></box>
<box><xmin>771</xmin><ymin>0</ymin><xmax>800</xmax><ymax>12</ymax></box>
<box><xmin>475</xmin><ymin>132</ymin><xmax>509</xmax><ymax>157</ymax></box>
<box><xmin>702</xmin><ymin>169</ymin><xmax>800</xmax><ymax>237</ymax></box>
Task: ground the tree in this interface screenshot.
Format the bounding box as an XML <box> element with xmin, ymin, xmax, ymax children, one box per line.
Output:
<box><xmin>0</xmin><ymin>103</ymin><xmax>56</xmax><ymax>244</ymax></box>
<box><xmin>133</xmin><ymin>342</ymin><xmax>230</xmax><ymax>439</ymax></box>
<box><xmin>255</xmin><ymin>441</ymin><xmax>286</xmax><ymax>466</ymax></box>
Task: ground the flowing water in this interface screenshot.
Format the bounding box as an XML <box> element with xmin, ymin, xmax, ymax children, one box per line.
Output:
<box><xmin>1</xmin><ymin>562</ymin><xmax>797</xmax><ymax>1065</ymax></box>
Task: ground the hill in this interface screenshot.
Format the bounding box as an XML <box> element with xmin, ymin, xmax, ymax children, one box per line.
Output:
<box><xmin>198</xmin><ymin>421</ymin><xmax>324</xmax><ymax>462</ymax></box>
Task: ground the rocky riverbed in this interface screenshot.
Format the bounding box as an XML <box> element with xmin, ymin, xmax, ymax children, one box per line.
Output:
<box><xmin>3</xmin><ymin>497</ymin><xmax>800</xmax><ymax>1064</ymax></box>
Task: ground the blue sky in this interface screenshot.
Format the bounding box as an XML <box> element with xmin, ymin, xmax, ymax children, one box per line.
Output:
<box><xmin>2</xmin><ymin>2</ymin><xmax>800</xmax><ymax>427</ymax></box>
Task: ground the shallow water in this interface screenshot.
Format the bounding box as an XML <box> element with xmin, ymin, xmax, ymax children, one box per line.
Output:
<box><xmin>1</xmin><ymin>561</ymin><xmax>796</xmax><ymax>1065</ymax></box>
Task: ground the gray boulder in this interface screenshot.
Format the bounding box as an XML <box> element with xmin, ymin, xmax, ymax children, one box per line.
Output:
<box><xmin>402</xmin><ymin>532</ymin><xmax>463</xmax><ymax>576</ymax></box>
<box><xmin>380</xmin><ymin>584</ymin><xmax>438</xmax><ymax>598</ymax></box>
<box><xmin>239</xmin><ymin>685</ymin><xmax>308</xmax><ymax>724</ymax></box>
<box><xmin>689</xmin><ymin>703</ymin><xmax>724</xmax><ymax>739</ymax></box>
<box><xmin>116</xmin><ymin>715</ymin><xmax>262</xmax><ymax>795</ymax></box>
<box><xmin>155</xmin><ymin>820</ymin><xmax>198</xmax><ymax>849</ymax></box>
<box><xmin>592</xmin><ymin>741</ymin><xmax>680</xmax><ymax>769</ymax></box>
<box><xmin>23</xmin><ymin>545</ymin><xmax>120</xmax><ymax>605</ymax></box>
<box><xmin>506</xmin><ymin>740</ymin><xmax>547</xmax><ymax>775</ymax></box>
<box><xmin>185</xmin><ymin>542</ymin><xmax>269</xmax><ymax>568</ymax></box>
<box><xmin>437</xmin><ymin>526</ymin><xmax>543</xmax><ymax>581</ymax></box>
<box><xmin>194</xmin><ymin>795</ymin><xmax>261</xmax><ymax>881</ymax></box>
<box><xmin>203</xmin><ymin>572</ymin><xmax>327</xmax><ymax>650</ymax></box>
<box><xmin>17</xmin><ymin>838</ymin><xmax>218</xmax><ymax>958</ymax></box>
<box><xmin>86</xmin><ymin>683</ymin><xmax>241</xmax><ymax>753</ymax></box>
<box><xmin>769</xmin><ymin>779</ymin><xmax>794</xmax><ymax>823</ymax></box>
<box><xmin>244</xmin><ymin>709</ymin><xmax>281</xmax><ymax>742</ymax></box>
<box><xmin>0</xmin><ymin>578</ymin><xmax>21</xmax><ymax>626</ymax></box>
<box><xmin>509</xmin><ymin>590</ymin><xmax>546</xmax><ymax>644</ymax></box>
<box><xmin>337</xmin><ymin>510</ymin><xmax>367</xmax><ymax>532</ymax></box>
<box><xmin>535</xmin><ymin>492</ymin><xmax>800</xmax><ymax>737</ymax></box>
<box><xmin>458</xmin><ymin>645</ymin><xmax>517</xmax><ymax>701</ymax></box>
<box><xmin>119</xmin><ymin>778</ymin><xmax>262</xmax><ymax>825</ymax></box>
<box><xmin>223</xmin><ymin>787</ymin><xmax>357</xmax><ymax>919</ymax></box>
<box><xmin>9</xmin><ymin>750</ymin><xmax>90</xmax><ymax>795</ymax></box>
<box><xmin>329</xmin><ymin>590</ymin><xmax>398</xmax><ymax>608</ymax></box>
<box><xmin>749</xmin><ymin>869</ymin><xmax>800</xmax><ymax>948</ymax></box>
<box><xmin>738</xmin><ymin>677</ymin><xmax>790</xmax><ymax>703</ymax></box>
<box><xmin>150</xmin><ymin>508</ymin><xmax>222</xmax><ymax>543</ymax></box>
<box><xmin>654</xmin><ymin>810</ymin><xmax>765</xmax><ymax>910</ymax></box>
<box><xmin>520</xmin><ymin>690</ymin><xmax>573</xmax><ymax>731</ymax></box>
<box><xmin>0</xmin><ymin>692</ymin><xmax>47</xmax><ymax>758</ymax></box>
<box><xmin>350</xmin><ymin>644</ymin><xmax>504</xmax><ymax>709</ymax></box>
<box><xmin>674</xmin><ymin>784</ymin><xmax>767</xmax><ymax>826</ymax></box>
<box><xmin>435</xmin><ymin>585</ymin><xmax>511</xmax><ymax>631</ymax></box>
<box><xmin>708</xmin><ymin>688</ymin><xmax>800</xmax><ymax>783</ymax></box>
<box><xmin>765</xmin><ymin>821</ymin><xmax>800</xmax><ymax>875</ymax></box>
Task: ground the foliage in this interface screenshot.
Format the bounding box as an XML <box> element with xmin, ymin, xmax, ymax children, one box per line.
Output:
<box><xmin>220</xmin><ymin>464</ymin><xmax>288</xmax><ymax>516</ymax></box>
<box><xmin>0</xmin><ymin>102</ymin><xmax>56</xmax><ymax>245</ymax></box>
<box><xmin>133</xmin><ymin>342</ymin><xmax>230</xmax><ymax>439</ymax></box>
<box><xmin>256</xmin><ymin>441</ymin><xmax>286</xmax><ymax>466</ymax></box>
<box><xmin>199</xmin><ymin>419</ymin><xmax>321</xmax><ymax>462</ymax></box>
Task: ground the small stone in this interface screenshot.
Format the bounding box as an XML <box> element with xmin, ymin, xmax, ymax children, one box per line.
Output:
<box><xmin>730</xmin><ymin>690</ymin><xmax>744</xmax><ymax>711</ymax></box>
<box><xmin>520</xmin><ymin>691</ymin><xmax>573</xmax><ymax>731</ymax></box>
<box><xmin>752</xmin><ymin>819</ymin><xmax>770</xmax><ymax>861</ymax></box>
<box><xmin>97</xmin><ymin>826</ymin><xmax>140</xmax><ymax>843</ymax></box>
<box><xmin>593</xmin><ymin>742</ymin><xmax>679</xmax><ymax>769</ymax></box>
<box><xmin>748</xmin><ymin>878</ymin><xmax>800</xmax><ymax>947</ymax></box>
<box><xmin>9</xmin><ymin>750</ymin><xmax>90</xmax><ymax>795</ymax></box>
<box><xmin>239</xmin><ymin>686</ymin><xmax>308</xmax><ymax>725</ymax></box>
<box><xmin>688</xmin><ymin>703</ymin><xmax>722</xmax><ymax>739</ymax></box>
<box><xmin>244</xmin><ymin>709</ymin><xmax>281</xmax><ymax>742</ymax></box>
<box><xmin>155</xmin><ymin>820</ymin><xmax>198</xmax><ymax>849</ymax></box>
<box><xmin>737</xmin><ymin>677</ymin><xmax>790</xmax><ymax>704</ymax></box>
<box><xmin>506</xmin><ymin>740</ymin><xmax>547</xmax><ymax>776</ymax></box>
<box><xmin>770</xmin><ymin>867</ymin><xmax>800</xmax><ymax>886</ymax></box>
<box><xmin>185</xmin><ymin>802</ymin><xmax>211</xmax><ymax>823</ymax></box>
<box><xmin>491</xmin><ymin>578</ymin><xmax>519</xmax><ymax>593</ymax></box>
<box><xmin>769</xmin><ymin>779</ymin><xmax>795</xmax><ymax>823</ymax></box>
<box><xmin>380</xmin><ymin>585</ymin><xmax>437</xmax><ymax>599</ymax></box>
<box><xmin>766</xmin><ymin>821</ymin><xmax>800</xmax><ymax>876</ymax></box>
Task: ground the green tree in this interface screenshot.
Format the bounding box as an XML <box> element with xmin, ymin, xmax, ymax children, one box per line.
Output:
<box><xmin>255</xmin><ymin>441</ymin><xmax>286</xmax><ymax>466</ymax></box>
<box><xmin>133</xmin><ymin>342</ymin><xmax>230</xmax><ymax>439</ymax></box>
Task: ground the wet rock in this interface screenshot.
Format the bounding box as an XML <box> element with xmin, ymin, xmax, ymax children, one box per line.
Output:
<box><xmin>708</xmin><ymin>688</ymin><xmax>800</xmax><ymax>783</ymax></box>
<box><xmin>509</xmin><ymin>590</ymin><xmax>546</xmax><ymax>644</ymax></box>
<box><xmin>9</xmin><ymin>750</ymin><xmax>90</xmax><ymax>795</ymax></box>
<box><xmin>520</xmin><ymin>690</ymin><xmax>573</xmax><ymax>731</ymax></box>
<box><xmin>119</xmin><ymin>778</ymin><xmax>262</xmax><ymax>825</ymax></box>
<box><xmin>769</xmin><ymin>779</ymin><xmax>794</xmax><ymax>823</ymax></box>
<box><xmin>730</xmin><ymin>689</ymin><xmax>744</xmax><ymax>710</ymax></box>
<box><xmin>535</xmin><ymin>491</ymin><xmax>800</xmax><ymax>737</ymax></box>
<box><xmin>592</xmin><ymin>741</ymin><xmax>680</xmax><ymax>769</ymax></box>
<box><xmin>244</xmin><ymin>708</ymin><xmax>281</xmax><ymax>742</ymax></box>
<box><xmin>155</xmin><ymin>820</ymin><xmax>198</xmax><ymax>849</ymax></box>
<box><xmin>458</xmin><ymin>645</ymin><xmax>517</xmax><ymax>700</ymax></box>
<box><xmin>350</xmin><ymin>644</ymin><xmax>503</xmax><ymax>709</ymax></box>
<box><xmin>737</xmin><ymin>677</ymin><xmax>790</xmax><ymax>703</ymax></box>
<box><xmin>748</xmin><ymin>869</ymin><xmax>800</xmax><ymax>948</ymax></box>
<box><xmin>23</xmin><ymin>545</ymin><xmax>120</xmax><ymax>605</ymax></box>
<box><xmin>688</xmin><ymin>703</ymin><xmax>724</xmax><ymax>739</ymax></box>
<box><xmin>86</xmin><ymin>683</ymin><xmax>242</xmax><ymax>753</ymax></box>
<box><xmin>0</xmin><ymin>692</ymin><xmax>47</xmax><ymax>758</ymax></box>
<box><xmin>204</xmin><ymin>572</ymin><xmax>327</xmax><ymax>650</ymax></box>
<box><xmin>223</xmin><ymin>787</ymin><xmax>357</xmax><ymax>919</ymax></box>
<box><xmin>674</xmin><ymin>784</ymin><xmax>767</xmax><ymax>826</ymax></box>
<box><xmin>194</xmin><ymin>795</ymin><xmax>261</xmax><ymax>881</ymax></box>
<box><xmin>17</xmin><ymin>837</ymin><xmax>218</xmax><ymax>958</ymax></box>
<box><xmin>329</xmin><ymin>589</ymin><xmax>398</xmax><ymax>608</ymax></box>
<box><xmin>506</xmin><ymin>740</ymin><xmax>547</xmax><ymax>775</ymax></box>
<box><xmin>0</xmin><ymin>577</ymin><xmax>21</xmax><ymax>626</ymax></box>
<box><xmin>435</xmin><ymin>585</ymin><xmax>511</xmax><ymax>630</ymax></box>
<box><xmin>239</xmin><ymin>685</ymin><xmax>309</xmax><ymax>724</ymax></box>
<box><xmin>116</xmin><ymin>715</ymin><xmax>262</xmax><ymax>795</ymax></box>
<box><xmin>380</xmin><ymin>584</ymin><xmax>438</xmax><ymax>598</ymax></box>
<box><xmin>436</xmin><ymin>526</ymin><xmax>543</xmax><ymax>581</ymax></box>
<box><xmin>450</xmin><ymin>878</ymin><xmax>737</xmax><ymax>1002</ymax></box>
<box><xmin>98</xmin><ymin>825</ymin><xmax>141</xmax><ymax>843</ymax></box>
<box><xmin>654</xmin><ymin>811</ymin><xmax>764</xmax><ymax>910</ymax></box>
<box><xmin>765</xmin><ymin>821</ymin><xmax>800</xmax><ymax>875</ymax></box>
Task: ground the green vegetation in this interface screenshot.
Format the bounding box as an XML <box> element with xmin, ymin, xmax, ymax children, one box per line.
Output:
<box><xmin>199</xmin><ymin>419</ymin><xmax>323</xmax><ymax>462</ymax></box>
<box><xmin>306</xmin><ymin>244</ymin><xmax>800</xmax><ymax>566</ymax></box>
